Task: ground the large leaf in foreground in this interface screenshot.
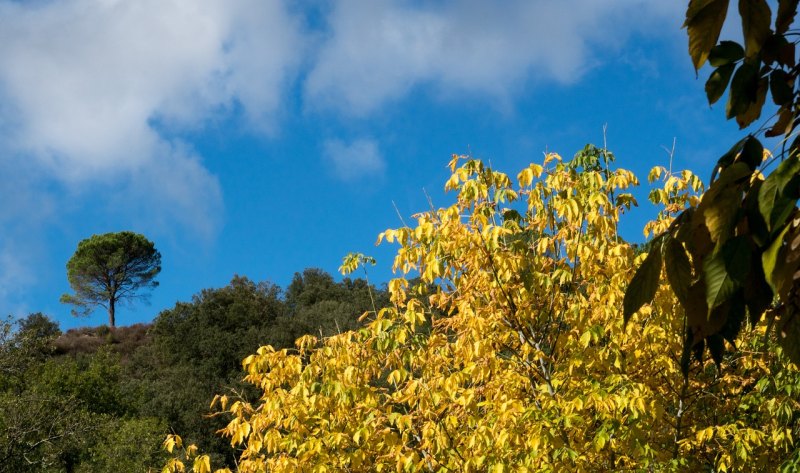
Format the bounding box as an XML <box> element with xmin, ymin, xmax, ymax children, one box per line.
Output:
<box><xmin>686</xmin><ymin>0</ymin><xmax>731</xmax><ymax>70</ymax></box>
<box><xmin>623</xmin><ymin>239</ymin><xmax>663</xmax><ymax>323</ymax></box>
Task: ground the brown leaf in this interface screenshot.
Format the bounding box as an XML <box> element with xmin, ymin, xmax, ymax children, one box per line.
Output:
<box><xmin>766</xmin><ymin>107</ymin><xmax>794</xmax><ymax>137</ymax></box>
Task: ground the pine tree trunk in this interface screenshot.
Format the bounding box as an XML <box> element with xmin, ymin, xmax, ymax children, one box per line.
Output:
<box><xmin>108</xmin><ymin>298</ymin><xmax>115</xmax><ymax>328</ymax></box>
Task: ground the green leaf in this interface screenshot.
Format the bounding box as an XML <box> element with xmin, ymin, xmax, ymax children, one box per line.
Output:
<box><xmin>758</xmin><ymin>154</ymin><xmax>800</xmax><ymax>232</ymax></box>
<box><xmin>664</xmin><ymin>237</ymin><xmax>692</xmax><ymax>307</ymax></box>
<box><xmin>770</xmin><ymin>69</ymin><xmax>794</xmax><ymax>106</ymax></box>
<box><xmin>776</xmin><ymin>0</ymin><xmax>799</xmax><ymax>34</ymax></box>
<box><xmin>763</xmin><ymin>224</ymin><xmax>791</xmax><ymax>294</ymax></box>
<box><xmin>726</xmin><ymin>63</ymin><xmax>759</xmax><ymax>119</ymax></box>
<box><xmin>706</xmin><ymin>63</ymin><xmax>736</xmax><ymax>104</ymax></box>
<box><xmin>739</xmin><ymin>0</ymin><xmax>773</xmax><ymax>59</ymax></box>
<box><xmin>762</xmin><ymin>217</ymin><xmax>800</xmax><ymax>302</ymax></box>
<box><xmin>722</xmin><ymin>235</ymin><xmax>752</xmax><ymax>284</ymax></box>
<box><xmin>739</xmin><ymin>135</ymin><xmax>764</xmax><ymax>170</ymax></box>
<box><xmin>697</xmin><ymin>162</ymin><xmax>751</xmax><ymax>243</ymax></box>
<box><xmin>778</xmin><ymin>38</ymin><xmax>796</xmax><ymax>67</ymax></box>
<box><xmin>623</xmin><ymin>238</ymin><xmax>664</xmax><ymax>324</ymax></box>
<box><xmin>686</xmin><ymin>0</ymin><xmax>731</xmax><ymax>71</ymax></box>
<box><xmin>502</xmin><ymin>209</ymin><xmax>522</xmax><ymax>223</ymax></box>
<box><xmin>674</xmin><ymin>208</ymin><xmax>698</xmax><ymax>244</ymax></box>
<box><xmin>687</xmin><ymin>279</ymin><xmax>728</xmax><ymax>339</ymax></box>
<box><xmin>693</xmin><ymin>337</ymin><xmax>706</xmax><ymax>363</ymax></box>
<box><xmin>709</xmin><ymin>41</ymin><xmax>745</xmax><ymax>66</ymax></box>
<box><xmin>703</xmin><ymin>241</ymin><xmax>744</xmax><ymax>311</ymax></box>
<box><xmin>744</xmin><ymin>179</ymin><xmax>770</xmax><ymax>247</ymax></box>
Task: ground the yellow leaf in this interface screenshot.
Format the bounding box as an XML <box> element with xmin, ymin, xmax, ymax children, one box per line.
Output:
<box><xmin>193</xmin><ymin>455</ymin><xmax>211</xmax><ymax>473</ymax></box>
<box><xmin>164</xmin><ymin>434</ymin><xmax>182</xmax><ymax>454</ymax></box>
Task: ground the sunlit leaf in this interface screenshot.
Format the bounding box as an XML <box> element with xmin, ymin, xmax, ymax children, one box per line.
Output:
<box><xmin>759</xmin><ymin>154</ymin><xmax>800</xmax><ymax>232</ymax></box>
<box><xmin>193</xmin><ymin>455</ymin><xmax>211</xmax><ymax>473</ymax></box>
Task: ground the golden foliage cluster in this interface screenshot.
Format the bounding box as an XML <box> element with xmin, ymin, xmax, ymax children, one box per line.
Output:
<box><xmin>165</xmin><ymin>151</ymin><xmax>799</xmax><ymax>472</ymax></box>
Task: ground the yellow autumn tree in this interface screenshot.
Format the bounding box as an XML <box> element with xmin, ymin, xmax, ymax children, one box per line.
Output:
<box><xmin>165</xmin><ymin>148</ymin><xmax>800</xmax><ymax>472</ymax></box>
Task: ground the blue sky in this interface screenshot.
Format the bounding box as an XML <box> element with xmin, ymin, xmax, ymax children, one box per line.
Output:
<box><xmin>0</xmin><ymin>0</ymin><xmax>751</xmax><ymax>329</ymax></box>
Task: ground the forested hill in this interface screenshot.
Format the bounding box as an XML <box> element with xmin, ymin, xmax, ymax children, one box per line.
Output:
<box><xmin>0</xmin><ymin>269</ymin><xmax>388</xmax><ymax>472</ymax></box>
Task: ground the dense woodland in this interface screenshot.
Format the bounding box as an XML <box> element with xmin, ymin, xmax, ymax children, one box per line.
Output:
<box><xmin>0</xmin><ymin>270</ymin><xmax>388</xmax><ymax>472</ymax></box>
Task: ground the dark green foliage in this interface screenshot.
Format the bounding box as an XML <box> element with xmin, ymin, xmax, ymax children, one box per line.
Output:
<box><xmin>0</xmin><ymin>390</ymin><xmax>95</xmax><ymax>472</ymax></box>
<box><xmin>128</xmin><ymin>276</ymin><xmax>287</xmax><ymax>464</ymax></box>
<box><xmin>664</xmin><ymin>237</ymin><xmax>692</xmax><ymax>307</ymax></box>
<box><xmin>18</xmin><ymin>312</ymin><xmax>61</xmax><ymax>341</ymax></box>
<box><xmin>286</xmin><ymin>268</ymin><xmax>388</xmax><ymax>337</ymax></box>
<box><xmin>0</xmin><ymin>315</ymin><xmax>165</xmax><ymax>472</ymax></box>
<box><xmin>0</xmin><ymin>314</ymin><xmax>60</xmax><ymax>392</ymax></box>
<box><xmin>76</xmin><ymin>417</ymin><xmax>168</xmax><ymax>473</ymax></box>
<box><xmin>36</xmin><ymin>349</ymin><xmax>132</xmax><ymax>417</ymax></box>
<box><xmin>150</xmin><ymin>275</ymin><xmax>284</xmax><ymax>378</ymax></box>
<box><xmin>0</xmin><ymin>268</ymin><xmax>387</xmax><ymax>470</ymax></box>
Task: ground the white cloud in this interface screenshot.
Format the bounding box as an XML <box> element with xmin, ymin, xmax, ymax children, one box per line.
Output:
<box><xmin>0</xmin><ymin>0</ymin><xmax>304</xmax><ymax>218</ymax></box>
<box><xmin>0</xmin><ymin>0</ymin><xmax>692</xmax><ymax>314</ymax></box>
<box><xmin>0</xmin><ymin>0</ymin><xmax>304</xmax><ymax>314</ymax></box>
<box><xmin>305</xmin><ymin>0</ymin><xmax>684</xmax><ymax>115</ymax></box>
<box><xmin>323</xmin><ymin>138</ymin><xmax>385</xmax><ymax>181</ymax></box>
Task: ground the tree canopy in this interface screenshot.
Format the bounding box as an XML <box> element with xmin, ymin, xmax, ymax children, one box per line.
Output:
<box><xmin>61</xmin><ymin>231</ymin><xmax>161</xmax><ymax>327</ymax></box>
<box><xmin>164</xmin><ymin>153</ymin><xmax>800</xmax><ymax>472</ymax></box>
